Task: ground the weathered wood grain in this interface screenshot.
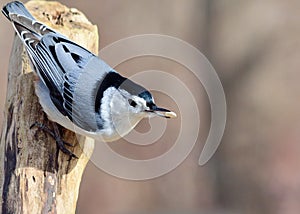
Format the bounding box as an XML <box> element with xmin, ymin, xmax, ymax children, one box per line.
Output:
<box><xmin>0</xmin><ymin>1</ymin><xmax>98</xmax><ymax>213</ymax></box>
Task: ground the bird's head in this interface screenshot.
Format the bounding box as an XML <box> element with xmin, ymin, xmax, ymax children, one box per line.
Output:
<box><xmin>117</xmin><ymin>89</ymin><xmax>177</xmax><ymax>119</ymax></box>
<box><xmin>98</xmin><ymin>72</ymin><xmax>176</xmax><ymax>140</ymax></box>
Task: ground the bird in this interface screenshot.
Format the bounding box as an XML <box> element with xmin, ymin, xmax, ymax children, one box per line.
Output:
<box><xmin>2</xmin><ymin>1</ymin><xmax>176</xmax><ymax>157</ymax></box>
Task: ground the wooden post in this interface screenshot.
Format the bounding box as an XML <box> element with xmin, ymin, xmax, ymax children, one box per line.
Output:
<box><xmin>0</xmin><ymin>1</ymin><xmax>98</xmax><ymax>213</ymax></box>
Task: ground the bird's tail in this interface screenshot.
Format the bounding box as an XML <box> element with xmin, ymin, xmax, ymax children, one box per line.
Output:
<box><xmin>2</xmin><ymin>1</ymin><xmax>59</xmax><ymax>48</ymax></box>
<box><xmin>2</xmin><ymin>1</ymin><xmax>34</xmax><ymax>20</ymax></box>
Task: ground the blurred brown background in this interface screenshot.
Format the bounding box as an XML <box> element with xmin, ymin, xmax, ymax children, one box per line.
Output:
<box><xmin>1</xmin><ymin>0</ymin><xmax>300</xmax><ymax>214</ymax></box>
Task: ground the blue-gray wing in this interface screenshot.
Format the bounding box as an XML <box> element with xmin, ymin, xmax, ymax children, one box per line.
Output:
<box><xmin>2</xmin><ymin>2</ymin><xmax>103</xmax><ymax>130</ymax></box>
<box><xmin>34</xmin><ymin>34</ymin><xmax>94</xmax><ymax>118</ymax></box>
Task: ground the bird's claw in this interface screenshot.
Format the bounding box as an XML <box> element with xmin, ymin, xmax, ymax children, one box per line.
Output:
<box><xmin>30</xmin><ymin>122</ymin><xmax>78</xmax><ymax>159</ymax></box>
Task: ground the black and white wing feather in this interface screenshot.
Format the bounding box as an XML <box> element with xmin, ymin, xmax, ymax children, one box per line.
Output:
<box><xmin>2</xmin><ymin>1</ymin><xmax>111</xmax><ymax>132</ymax></box>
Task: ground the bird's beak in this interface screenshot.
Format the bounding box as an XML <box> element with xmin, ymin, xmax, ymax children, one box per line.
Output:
<box><xmin>146</xmin><ymin>106</ymin><xmax>177</xmax><ymax>118</ymax></box>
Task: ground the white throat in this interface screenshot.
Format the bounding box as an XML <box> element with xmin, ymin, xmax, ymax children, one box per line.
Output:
<box><xmin>99</xmin><ymin>87</ymin><xmax>145</xmax><ymax>141</ymax></box>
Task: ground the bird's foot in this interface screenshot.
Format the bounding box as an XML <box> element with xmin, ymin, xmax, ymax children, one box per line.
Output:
<box><xmin>30</xmin><ymin>122</ymin><xmax>78</xmax><ymax>159</ymax></box>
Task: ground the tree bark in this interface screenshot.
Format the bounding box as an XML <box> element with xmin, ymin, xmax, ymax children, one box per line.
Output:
<box><xmin>0</xmin><ymin>1</ymin><xmax>98</xmax><ymax>213</ymax></box>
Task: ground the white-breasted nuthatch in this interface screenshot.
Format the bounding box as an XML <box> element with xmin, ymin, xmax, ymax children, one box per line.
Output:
<box><xmin>2</xmin><ymin>1</ymin><xmax>176</xmax><ymax>147</ymax></box>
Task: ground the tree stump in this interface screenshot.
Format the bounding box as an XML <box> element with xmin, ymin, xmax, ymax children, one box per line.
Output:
<box><xmin>0</xmin><ymin>1</ymin><xmax>98</xmax><ymax>213</ymax></box>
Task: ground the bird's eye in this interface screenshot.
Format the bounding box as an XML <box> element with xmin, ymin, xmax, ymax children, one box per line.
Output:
<box><xmin>128</xmin><ymin>99</ymin><xmax>137</xmax><ymax>107</ymax></box>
